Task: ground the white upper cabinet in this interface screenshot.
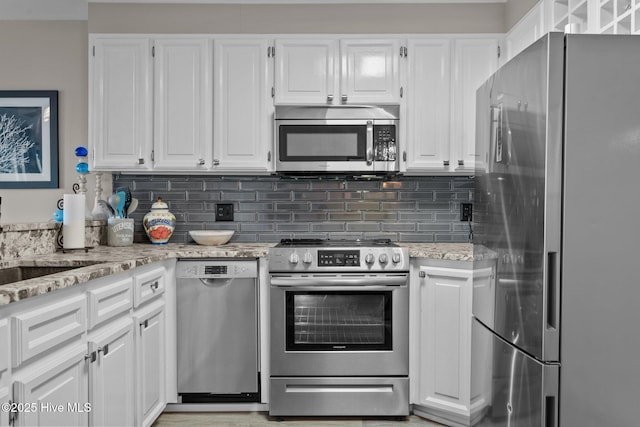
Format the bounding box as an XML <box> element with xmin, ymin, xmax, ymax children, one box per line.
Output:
<box><xmin>274</xmin><ymin>39</ymin><xmax>338</xmax><ymax>105</ymax></box>
<box><xmin>451</xmin><ymin>38</ymin><xmax>499</xmax><ymax>173</ymax></box>
<box><xmin>505</xmin><ymin>1</ymin><xmax>546</xmax><ymax>60</ymax></box>
<box><xmin>274</xmin><ymin>37</ymin><xmax>403</xmax><ymax>105</ymax></box>
<box><xmin>340</xmin><ymin>39</ymin><xmax>402</xmax><ymax>104</ymax></box>
<box><xmin>90</xmin><ymin>34</ymin><xmax>274</xmax><ymax>174</ymax></box>
<box><xmin>403</xmin><ymin>36</ymin><xmax>499</xmax><ymax>175</ymax></box>
<box><xmin>404</xmin><ymin>38</ymin><xmax>452</xmax><ymax>173</ymax></box>
<box><xmin>153</xmin><ymin>38</ymin><xmax>213</xmax><ymax>171</ymax></box>
<box><xmin>213</xmin><ymin>38</ymin><xmax>275</xmax><ymax>173</ymax></box>
<box><xmin>89</xmin><ymin>37</ymin><xmax>152</xmax><ymax>171</ymax></box>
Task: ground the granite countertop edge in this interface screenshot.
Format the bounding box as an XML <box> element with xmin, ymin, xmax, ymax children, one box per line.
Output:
<box><xmin>0</xmin><ymin>242</ymin><xmax>479</xmax><ymax>306</ymax></box>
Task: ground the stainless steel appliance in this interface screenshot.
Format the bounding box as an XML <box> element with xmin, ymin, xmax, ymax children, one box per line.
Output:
<box><xmin>472</xmin><ymin>33</ymin><xmax>640</xmax><ymax>426</ymax></box>
<box><xmin>275</xmin><ymin>105</ymin><xmax>399</xmax><ymax>174</ymax></box>
<box><xmin>269</xmin><ymin>239</ymin><xmax>409</xmax><ymax>416</ymax></box>
<box><xmin>176</xmin><ymin>259</ymin><xmax>260</xmax><ymax>403</ymax></box>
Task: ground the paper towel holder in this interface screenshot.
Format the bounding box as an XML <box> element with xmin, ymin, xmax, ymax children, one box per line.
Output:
<box><xmin>55</xmin><ymin>197</ymin><xmax>92</xmax><ymax>253</ymax></box>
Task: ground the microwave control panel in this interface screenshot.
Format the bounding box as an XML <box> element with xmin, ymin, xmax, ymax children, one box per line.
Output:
<box><xmin>373</xmin><ymin>125</ymin><xmax>397</xmax><ymax>161</ymax></box>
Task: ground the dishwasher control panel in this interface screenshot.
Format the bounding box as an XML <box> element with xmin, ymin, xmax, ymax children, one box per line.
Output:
<box><xmin>176</xmin><ymin>259</ymin><xmax>258</xmax><ymax>279</ymax></box>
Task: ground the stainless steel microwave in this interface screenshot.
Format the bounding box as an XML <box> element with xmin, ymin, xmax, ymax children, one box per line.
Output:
<box><xmin>275</xmin><ymin>105</ymin><xmax>399</xmax><ymax>174</ymax></box>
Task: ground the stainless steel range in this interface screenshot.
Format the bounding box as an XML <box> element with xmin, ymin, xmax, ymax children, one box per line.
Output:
<box><xmin>268</xmin><ymin>239</ymin><xmax>409</xmax><ymax>417</ymax></box>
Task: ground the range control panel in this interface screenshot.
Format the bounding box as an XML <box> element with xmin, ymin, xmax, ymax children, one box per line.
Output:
<box><xmin>318</xmin><ymin>250</ymin><xmax>360</xmax><ymax>267</ymax></box>
<box><xmin>268</xmin><ymin>247</ymin><xmax>409</xmax><ymax>273</ymax></box>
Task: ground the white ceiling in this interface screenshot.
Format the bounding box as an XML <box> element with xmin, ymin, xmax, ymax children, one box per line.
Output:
<box><xmin>0</xmin><ymin>0</ymin><xmax>505</xmax><ymax>20</ymax></box>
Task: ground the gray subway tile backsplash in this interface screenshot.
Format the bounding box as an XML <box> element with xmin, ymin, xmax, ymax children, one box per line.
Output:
<box><xmin>113</xmin><ymin>174</ymin><xmax>472</xmax><ymax>244</ymax></box>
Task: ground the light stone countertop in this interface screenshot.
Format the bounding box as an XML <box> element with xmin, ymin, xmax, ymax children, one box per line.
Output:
<box><xmin>0</xmin><ymin>242</ymin><xmax>476</xmax><ymax>306</ymax></box>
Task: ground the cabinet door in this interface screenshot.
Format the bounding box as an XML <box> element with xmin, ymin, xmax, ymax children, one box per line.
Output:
<box><xmin>213</xmin><ymin>39</ymin><xmax>275</xmax><ymax>173</ymax></box>
<box><xmin>403</xmin><ymin>39</ymin><xmax>451</xmax><ymax>173</ymax></box>
<box><xmin>13</xmin><ymin>345</ymin><xmax>89</xmax><ymax>427</ymax></box>
<box><xmin>340</xmin><ymin>39</ymin><xmax>402</xmax><ymax>104</ymax></box>
<box><xmin>89</xmin><ymin>318</ymin><xmax>135</xmax><ymax>427</ymax></box>
<box><xmin>417</xmin><ymin>266</ymin><xmax>473</xmax><ymax>424</ymax></box>
<box><xmin>89</xmin><ymin>36</ymin><xmax>152</xmax><ymax>171</ymax></box>
<box><xmin>0</xmin><ymin>386</ymin><xmax>8</xmax><ymax>427</ymax></box>
<box><xmin>134</xmin><ymin>301</ymin><xmax>166</xmax><ymax>427</ymax></box>
<box><xmin>0</xmin><ymin>320</ymin><xmax>8</xmax><ymax>427</ymax></box>
<box><xmin>153</xmin><ymin>38</ymin><xmax>213</xmax><ymax>171</ymax></box>
<box><xmin>451</xmin><ymin>38</ymin><xmax>499</xmax><ymax>173</ymax></box>
<box><xmin>274</xmin><ymin>39</ymin><xmax>339</xmax><ymax>105</ymax></box>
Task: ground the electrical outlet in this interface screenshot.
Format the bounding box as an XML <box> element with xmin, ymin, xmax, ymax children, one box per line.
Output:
<box><xmin>216</xmin><ymin>203</ymin><xmax>234</xmax><ymax>221</ymax></box>
<box><xmin>460</xmin><ymin>203</ymin><xmax>473</xmax><ymax>222</ymax></box>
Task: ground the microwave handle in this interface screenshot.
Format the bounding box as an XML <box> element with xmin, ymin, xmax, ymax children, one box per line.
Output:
<box><xmin>366</xmin><ymin>120</ymin><xmax>374</xmax><ymax>165</ymax></box>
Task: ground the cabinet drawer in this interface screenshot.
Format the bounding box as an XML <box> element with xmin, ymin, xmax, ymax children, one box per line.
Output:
<box><xmin>12</xmin><ymin>294</ymin><xmax>86</xmax><ymax>367</ymax></box>
<box><xmin>88</xmin><ymin>276</ymin><xmax>134</xmax><ymax>329</ymax></box>
<box><xmin>134</xmin><ymin>266</ymin><xmax>165</xmax><ymax>307</ymax></box>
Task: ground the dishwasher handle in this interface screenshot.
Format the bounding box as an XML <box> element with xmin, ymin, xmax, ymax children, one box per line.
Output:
<box><xmin>199</xmin><ymin>278</ymin><xmax>234</xmax><ymax>287</ymax></box>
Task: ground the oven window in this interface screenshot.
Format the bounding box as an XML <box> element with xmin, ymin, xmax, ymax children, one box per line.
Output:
<box><xmin>285</xmin><ymin>291</ymin><xmax>392</xmax><ymax>351</ymax></box>
<box><xmin>279</xmin><ymin>125</ymin><xmax>366</xmax><ymax>161</ymax></box>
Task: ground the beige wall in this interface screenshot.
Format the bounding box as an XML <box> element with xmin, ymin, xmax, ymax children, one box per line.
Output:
<box><xmin>505</xmin><ymin>0</ymin><xmax>539</xmax><ymax>30</ymax></box>
<box><xmin>88</xmin><ymin>3</ymin><xmax>505</xmax><ymax>34</ymax></box>
<box><xmin>0</xmin><ymin>21</ymin><xmax>106</xmax><ymax>224</ymax></box>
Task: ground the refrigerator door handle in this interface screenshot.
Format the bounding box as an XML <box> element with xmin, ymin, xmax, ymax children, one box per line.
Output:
<box><xmin>543</xmin><ymin>364</ymin><xmax>560</xmax><ymax>427</ymax></box>
<box><xmin>546</xmin><ymin>252</ymin><xmax>559</xmax><ymax>330</ymax></box>
<box><xmin>544</xmin><ymin>251</ymin><xmax>561</xmax><ymax>361</ymax></box>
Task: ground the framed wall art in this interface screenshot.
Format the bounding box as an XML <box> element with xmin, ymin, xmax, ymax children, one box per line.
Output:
<box><xmin>0</xmin><ymin>90</ymin><xmax>59</xmax><ymax>188</ymax></box>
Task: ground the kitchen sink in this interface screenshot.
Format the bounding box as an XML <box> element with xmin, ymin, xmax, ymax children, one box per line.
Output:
<box><xmin>0</xmin><ymin>263</ymin><xmax>101</xmax><ymax>286</ymax></box>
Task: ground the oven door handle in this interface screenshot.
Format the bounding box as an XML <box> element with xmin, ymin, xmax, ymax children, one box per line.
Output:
<box><xmin>270</xmin><ymin>276</ymin><xmax>407</xmax><ymax>288</ymax></box>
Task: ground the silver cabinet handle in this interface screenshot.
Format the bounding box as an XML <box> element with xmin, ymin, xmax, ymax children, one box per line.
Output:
<box><xmin>403</xmin><ymin>151</ymin><xmax>407</xmax><ymax>162</ymax></box>
<box><xmin>150</xmin><ymin>280</ymin><xmax>159</xmax><ymax>290</ymax></box>
<box><xmin>213</xmin><ymin>159</ymin><xmax>220</xmax><ymax>166</ymax></box>
<box><xmin>341</xmin><ymin>94</ymin><xmax>348</xmax><ymax>103</ymax></box>
<box><xmin>458</xmin><ymin>160</ymin><xmax>464</xmax><ymax>166</ymax></box>
<box><xmin>138</xmin><ymin>158</ymin><xmax>145</xmax><ymax>165</ymax></box>
<box><xmin>366</xmin><ymin>120</ymin><xmax>373</xmax><ymax>165</ymax></box>
<box><xmin>98</xmin><ymin>344</ymin><xmax>109</xmax><ymax>356</ymax></box>
<box><xmin>267</xmin><ymin>151</ymin><xmax>272</xmax><ymax>162</ymax></box>
<box><xmin>443</xmin><ymin>160</ymin><xmax>450</xmax><ymax>166</ymax></box>
<box><xmin>327</xmin><ymin>94</ymin><xmax>334</xmax><ymax>103</ymax></box>
<box><xmin>198</xmin><ymin>158</ymin><xmax>205</xmax><ymax>165</ymax></box>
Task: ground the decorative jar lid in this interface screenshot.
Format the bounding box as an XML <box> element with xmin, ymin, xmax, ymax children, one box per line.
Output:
<box><xmin>151</xmin><ymin>197</ymin><xmax>169</xmax><ymax>210</ymax></box>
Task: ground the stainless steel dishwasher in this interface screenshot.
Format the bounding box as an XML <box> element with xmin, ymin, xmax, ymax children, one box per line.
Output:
<box><xmin>176</xmin><ymin>259</ymin><xmax>260</xmax><ymax>403</ymax></box>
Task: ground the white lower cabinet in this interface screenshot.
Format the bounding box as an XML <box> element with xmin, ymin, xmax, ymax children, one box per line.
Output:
<box><xmin>12</xmin><ymin>345</ymin><xmax>89</xmax><ymax>427</ymax></box>
<box><xmin>0</xmin><ymin>260</ymin><xmax>174</xmax><ymax>427</ymax></box>
<box><xmin>88</xmin><ymin>318</ymin><xmax>135</xmax><ymax>427</ymax></box>
<box><xmin>411</xmin><ymin>261</ymin><xmax>494</xmax><ymax>427</ymax></box>
<box><xmin>134</xmin><ymin>299</ymin><xmax>166</xmax><ymax>427</ymax></box>
<box><xmin>0</xmin><ymin>387</ymin><xmax>8</xmax><ymax>427</ymax></box>
<box><xmin>0</xmin><ymin>319</ymin><xmax>10</xmax><ymax>427</ymax></box>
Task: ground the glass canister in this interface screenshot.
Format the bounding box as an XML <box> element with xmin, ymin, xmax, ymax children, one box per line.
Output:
<box><xmin>143</xmin><ymin>197</ymin><xmax>175</xmax><ymax>244</ymax></box>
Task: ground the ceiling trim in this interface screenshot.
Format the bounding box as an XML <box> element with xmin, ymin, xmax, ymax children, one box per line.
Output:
<box><xmin>88</xmin><ymin>0</ymin><xmax>507</xmax><ymax>3</ymax></box>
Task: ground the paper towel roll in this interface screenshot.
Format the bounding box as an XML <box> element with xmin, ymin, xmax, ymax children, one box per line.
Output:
<box><xmin>63</xmin><ymin>194</ymin><xmax>85</xmax><ymax>249</ymax></box>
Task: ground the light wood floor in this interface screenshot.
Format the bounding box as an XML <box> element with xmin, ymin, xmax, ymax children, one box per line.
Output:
<box><xmin>153</xmin><ymin>412</ymin><xmax>446</xmax><ymax>427</ymax></box>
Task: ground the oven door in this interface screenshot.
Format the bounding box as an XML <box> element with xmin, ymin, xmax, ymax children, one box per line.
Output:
<box><xmin>276</xmin><ymin>120</ymin><xmax>373</xmax><ymax>173</ymax></box>
<box><xmin>270</xmin><ymin>274</ymin><xmax>409</xmax><ymax>376</ymax></box>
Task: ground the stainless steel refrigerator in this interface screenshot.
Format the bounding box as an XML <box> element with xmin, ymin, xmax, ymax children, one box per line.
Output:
<box><xmin>472</xmin><ymin>33</ymin><xmax>640</xmax><ymax>427</ymax></box>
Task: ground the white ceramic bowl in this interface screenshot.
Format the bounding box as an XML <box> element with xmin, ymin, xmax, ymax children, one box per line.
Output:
<box><xmin>189</xmin><ymin>230</ymin><xmax>234</xmax><ymax>245</ymax></box>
